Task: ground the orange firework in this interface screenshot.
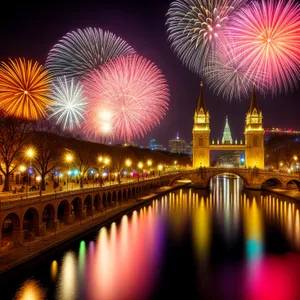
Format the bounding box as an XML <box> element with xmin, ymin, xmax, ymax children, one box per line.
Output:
<box><xmin>0</xmin><ymin>58</ymin><xmax>52</xmax><ymax>120</ymax></box>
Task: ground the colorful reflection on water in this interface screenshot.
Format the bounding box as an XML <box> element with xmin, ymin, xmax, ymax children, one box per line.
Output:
<box><xmin>9</xmin><ymin>176</ymin><xmax>300</xmax><ymax>299</ymax></box>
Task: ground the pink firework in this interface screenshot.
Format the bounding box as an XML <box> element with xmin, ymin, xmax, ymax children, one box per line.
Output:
<box><xmin>82</xmin><ymin>55</ymin><xmax>170</xmax><ymax>142</ymax></box>
<box><xmin>228</xmin><ymin>0</ymin><xmax>300</xmax><ymax>93</ymax></box>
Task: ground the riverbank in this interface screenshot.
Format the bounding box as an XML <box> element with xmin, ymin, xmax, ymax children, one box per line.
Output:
<box><xmin>0</xmin><ymin>183</ymin><xmax>188</xmax><ymax>275</ymax></box>
<box><xmin>263</xmin><ymin>187</ymin><xmax>300</xmax><ymax>201</ymax></box>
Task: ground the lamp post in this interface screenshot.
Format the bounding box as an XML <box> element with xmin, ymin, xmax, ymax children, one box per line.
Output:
<box><xmin>19</xmin><ymin>165</ymin><xmax>26</xmax><ymax>186</ymax></box>
<box><xmin>104</xmin><ymin>157</ymin><xmax>111</xmax><ymax>185</ymax></box>
<box><xmin>147</xmin><ymin>160</ymin><xmax>152</xmax><ymax>177</ymax></box>
<box><xmin>125</xmin><ymin>159</ymin><xmax>132</xmax><ymax>183</ymax></box>
<box><xmin>26</xmin><ymin>148</ymin><xmax>35</xmax><ymax>198</ymax></box>
<box><xmin>158</xmin><ymin>164</ymin><xmax>163</xmax><ymax>185</ymax></box>
<box><xmin>65</xmin><ymin>153</ymin><xmax>73</xmax><ymax>191</ymax></box>
<box><xmin>137</xmin><ymin>162</ymin><xmax>143</xmax><ymax>182</ymax></box>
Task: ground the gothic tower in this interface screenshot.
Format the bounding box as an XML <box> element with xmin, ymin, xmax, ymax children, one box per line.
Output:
<box><xmin>193</xmin><ymin>83</ymin><xmax>210</xmax><ymax>168</ymax></box>
<box><xmin>244</xmin><ymin>89</ymin><xmax>265</xmax><ymax>168</ymax></box>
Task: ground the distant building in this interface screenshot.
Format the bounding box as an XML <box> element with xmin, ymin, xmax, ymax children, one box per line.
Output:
<box><xmin>215</xmin><ymin>151</ymin><xmax>244</xmax><ymax>167</ymax></box>
<box><xmin>149</xmin><ymin>139</ymin><xmax>166</xmax><ymax>151</ymax></box>
<box><xmin>168</xmin><ymin>133</ymin><xmax>191</xmax><ymax>154</ymax></box>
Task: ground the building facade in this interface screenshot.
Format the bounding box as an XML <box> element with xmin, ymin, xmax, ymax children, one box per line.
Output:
<box><xmin>192</xmin><ymin>85</ymin><xmax>265</xmax><ymax>169</ymax></box>
<box><xmin>168</xmin><ymin>133</ymin><xmax>190</xmax><ymax>154</ymax></box>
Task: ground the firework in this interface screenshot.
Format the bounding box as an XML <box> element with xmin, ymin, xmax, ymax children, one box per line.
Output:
<box><xmin>203</xmin><ymin>38</ymin><xmax>266</xmax><ymax>100</ymax></box>
<box><xmin>0</xmin><ymin>58</ymin><xmax>51</xmax><ymax>120</ymax></box>
<box><xmin>228</xmin><ymin>0</ymin><xmax>300</xmax><ymax>93</ymax></box>
<box><xmin>82</xmin><ymin>55</ymin><xmax>170</xmax><ymax>142</ymax></box>
<box><xmin>48</xmin><ymin>77</ymin><xmax>87</xmax><ymax>130</ymax></box>
<box><xmin>166</xmin><ymin>0</ymin><xmax>245</xmax><ymax>74</ymax></box>
<box><xmin>46</xmin><ymin>27</ymin><xmax>136</xmax><ymax>80</ymax></box>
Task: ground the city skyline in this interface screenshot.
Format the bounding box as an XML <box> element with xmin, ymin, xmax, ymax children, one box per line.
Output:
<box><xmin>0</xmin><ymin>0</ymin><xmax>299</xmax><ymax>145</ymax></box>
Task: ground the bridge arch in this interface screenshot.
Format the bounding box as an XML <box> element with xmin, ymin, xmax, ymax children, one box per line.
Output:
<box><xmin>71</xmin><ymin>197</ymin><xmax>83</xmax><ymax>220</ymax></box>
<box><xmin>118</xmin><ymin>190</ymin><xmax>122</xmax><ymax>202</ymax></box>
<box><xmin>128</xmin><ymin>188</ymin><xmax>132</xmax><ymax>198</ymax></box>
<box><xmin>206</xmin><ymin>172</ymin><xmax>248</xmax><ymax>187</ymax></box>
<box><xmin>23</xmin><ymin>207</ymin><xmax>39</xmax><ymax>239</ymax></box>
<box><xmin>123</xmin><ymin>189</ymin><xmax>127</xmax><ymax>201</ymax></box>
<box><xmin>57</xmin><ymin>200</ymin><xmax>70</xmax><ymax>225</ymax></box>
<box><xmin>1</xmin><ymin>212</ymin><xmax>21</xmax><ymax>247</ymax></box>
<box><xmin>102</xmin><ymin>193</ymin><xmax>108</xmax><ymax>209</ymax></box>
<box><xmin>261</xmin><ymin>177</ymin><xmax>285</xmax><ymax>189</ymax></box>
<box><xmin>94</xmin><ymin>193</ymin><xmax>102</xmax><ymax>211</ymax></box>
<box><xmin>42</xmin><ymin>204</ymin><xmax>56</xmax><ymax>233</ymax></box>
<box><xmin>286</xmin><ymin>179</ymin><xmax>300</xmax><ymax>191</ymax></box>
<box><xmin>84</xmin><ymin>195</ymin><xmax>93</xmax><ymax>216</ymax></box>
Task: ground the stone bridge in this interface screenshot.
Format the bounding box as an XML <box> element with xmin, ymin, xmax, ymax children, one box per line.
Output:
<box><xmin>168</xmin><ymin>167</ymin><xmax>300</xmax><ymax>190</ymax></box>
<box><xmin>0</xmin><ymin>174</ymin><xmax>175</xmax><ymax>249</ymax></box>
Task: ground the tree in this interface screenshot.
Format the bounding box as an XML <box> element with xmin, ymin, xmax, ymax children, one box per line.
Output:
<box><xmin>0</xmin><ymin>115</ymin><xmax>30</xmax><ymax>191</ymax></box>
<box><xmin>30</xmin><ymin>121</ymin><xmax>66</xmax><ymax>191</ymax></box>
<box><xmin>111</xmin><ymin>155</ymin><xmax>128</xmax><ymax>184</ymax></box>
<box><xmin>73</xmin><ymin>143</ymin><xmax>96</xmax><ymax>188</ymax></box>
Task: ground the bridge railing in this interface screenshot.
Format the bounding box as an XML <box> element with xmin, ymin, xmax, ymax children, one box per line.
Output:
<box><xmin>0</xmin><ymin>173</ymin><xmax>181</xmax><ymax>211</ymax></box>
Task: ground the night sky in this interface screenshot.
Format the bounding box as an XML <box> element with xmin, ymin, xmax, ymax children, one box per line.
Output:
<box><xmin>1</xmin><ymin>0</ymin><xmax>299</xmax><ymax>146</ymax></box>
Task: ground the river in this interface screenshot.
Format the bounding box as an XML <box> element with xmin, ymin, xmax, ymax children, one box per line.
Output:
<box><xmin>2</xmin><ymin>175</ymin><xmax>300</xmax><ymax>299</ymax></box>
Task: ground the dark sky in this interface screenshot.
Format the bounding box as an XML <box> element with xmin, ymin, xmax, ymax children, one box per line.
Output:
<box><xmin>1</xmin><ymin>0</ymin><xmax>299</xmax><ymax>146</ymax></box>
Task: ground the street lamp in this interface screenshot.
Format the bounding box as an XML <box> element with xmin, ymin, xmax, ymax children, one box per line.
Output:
<box><xmin>104</xmin><ymin>157</ymin><xmax>111</xmax><ymax>184</ymax></box>
<box><xmin>26</xmin><ymin>148</ymin><xmax>35</xmax><ymax>198</ymax></box>
<box><xmin>65</xmin><ymin>153</ymin><xmax>73</xmax><ymax>191</ymax></box>
<box><xmin>138</xmin><ymin>162</ymin><xmax>143</xmax><ymax>182</ymax></box>
<box><xmin>19</xmin><ymin>165</ymin><xmax>26</xmax><ymax>186</ymax></box>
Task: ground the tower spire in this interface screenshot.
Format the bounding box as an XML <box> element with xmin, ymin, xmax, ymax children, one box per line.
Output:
<box><xmin>222</xmin><ymin>116</ymin><xmax>233</xmax><ymax>144</ymax></box>
<box><xmin>196</xmin><ymin>81</ymin><xmax>207</xmax><ymax>113</ymax></box>
<box><xmin>249</xmin><ymin>88</ymin><xmax>260</xmax><ymax>113</ymax></box>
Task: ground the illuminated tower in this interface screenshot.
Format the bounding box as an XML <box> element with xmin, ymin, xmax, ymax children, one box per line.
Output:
<box><xmin>193</xmin><ymin>83</ymin><xmax>210</xmax><ymax>168</ymax></box>
<box><xmin>244</xmin><ymin>89</ymin><xmax>265</xmax><ymax>168</ymax></box>
<box><xmin>222</xmin><ymin>116</ymin><xmax>233</xmax><ymax>144</ymax></box>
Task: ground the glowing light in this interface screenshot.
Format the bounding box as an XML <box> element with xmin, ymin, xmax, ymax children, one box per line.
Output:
<box><xmin>19</xmin><ymin>165</ymin><xmax>26</xmax><ymax>172</ymax></box>
<box><xmin>48</xmin><ymin>77</ymin><xmax>87</xmax><ymax>130</ymax></box>
<box><xmin>0</xmin><ymin>58</ymin><xmax>51</xmax><ymax>120</ymax></box>
<box><xmin>82</xmin><ymin>55</ymin><xmax>170</xmax><ymax>142</ymax></box>
<box><xmin>36</xmin><ymin>176</ymin><xmax>41</xmax><ymax>182</ymax></box>
<box><xmin>166</xmin><ymin>0</ymin><xmax>246</xmax><ymax>73</ymax></box>
<box><xmin>26</xmin><ymin>148</ymin><xmax>35</xmax><ymax>159</ymax></box>
<box><xmin>14</xmin><ymin>279</ymin><xmax>46</xmax><ymax>300</ymax></box>
<box><xmin>228</xmin><ymin>0</ymin><xmax>300</xmax><ymax>94</ymax></box>
<box><xmin>46</xmin><ymin>27</ymin><xmax>135</xmax><ymax>80</ymax></box>
<box><xmin>65</xmin><ymin>153</ymin><xmax>73</xmax><ymax>163</ymax></box>
<box><xmin>147</xmin><ymin>160</ymin><xmax>153</xmax><ymax>167</ymax></box>
<box><xmin>125</xmin><ymin>158</ymin><xmax>132</xmax><ymax>167</ymax></box>
<box><xmin>158</xmin><ymin>164</ymin><xmax>163</xmax><ymax>171</ymax></box>
<box><xmin>50</xmin><ymin>260</ymin><xmax>58</xmax><ymax>281</ymax></box>
<box><xmin>138</xmin><ymin>162</ymin><xmax>144</xmax><ymax>169</ymax></box>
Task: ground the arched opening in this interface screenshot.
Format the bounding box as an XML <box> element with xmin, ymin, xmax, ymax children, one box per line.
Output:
<box><xmin>112</xmin><ymin>191</ymin><xmax>117</xmax><ymax>206</ymax></box>
<box><xmin>23</xmin><ymin>208</ymin><xmax>39</xmax><ymax>241</ymax></box>
<box><xmin>84</xmin><ymin>195</ymin><xmax>93</xmax><ymax>216</ymax></box>
<box><xmin>94</xmin><ymin>194</ymin><xmax>102</xmax><ymax>212</ymax></box>
<box><xmin>118</xmin><ymin>190</ymin><xmax>122</xmax><ymax>202</ymax></box>
<box><xmin>199</xmin><ymin>138</ymin><xmax>203</xmax><ymax>147</ymax></box>
<box><xmin>42</xmin><ymin>204</ymin><xmax>55</xmax><ymax>233</ymax></box>
<box><xmin>253</xmin><ymin>136</ymin><xmax>259</xmax><ymax>147</ymax></box>
<box><xmin>262</xmin><ymin>178</ymin><xmax>283</xmax><ymax>189</ymax></box>
<box><xmin>107</xmin><ymin>192</ymin><xmax>112</xmax><ymax>207</ymax></box>
<box><xmin>57</xmin><ymin>200</ymin><xmax>70</xmax><ymax>225</ymax></box>
<box><xmin>209</xmin><ymin>173</ymin><xmax>244</xmax><ymax>189</ymax></box>
<box><xmin>123</xmin><ymin>189</ymin><xmax>127</xmax><ymax>201</ymax></box>
<box><xmin>132</xmin><ymin>188</ymin><xmax>136</xmax><ymax>197</ymax></box>
<box><xmin>286</xmin><ymin>180</ymin><xmax>300</xmax><ymax>191</ymax></box>
<box><xmin>1</xmin><ymin>213</ymin><xmax>20</xmax><ymax>247</ymax></box>
<box><xmin>102</xmin><ymin>193</ymin><xmax>108</xmax><ymax>209</ymax></box>
<box><xmin>71</xmin><ymin>197</ymin><xmax>83</xmax><ymax>220</ymax></box>
<box><xmin>128</xmin><ymin>188</ymin><xmax>131</xmax><ymax>198</ymax></box>
<box><xmin>169</xmin><ymin>176</ymin><xmax>192</xmax><ymax>186</ymax></box>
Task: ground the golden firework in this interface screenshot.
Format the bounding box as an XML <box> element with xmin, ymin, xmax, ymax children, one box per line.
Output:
<box><xmin>0</xmin><ymin>58</ymin><xmax>52</xmax><ymax>120</ymax></box>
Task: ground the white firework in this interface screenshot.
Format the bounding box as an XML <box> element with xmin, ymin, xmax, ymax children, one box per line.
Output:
<box><xmin>203</xmin><ymin>38</ymin><xmax>267</xmax><ymax>100</ymax></box>
<box><xmin>48</xmin><ymin>77</ymin><xmax>87</xmax><ymax>130</ymax></box>
<box><xmin>166</xmin><ymin>0</ymin><xmax>246</xmax><ymax>74</ymax></box>
<box><xmin>46</xmin><ymin>27</ymin><xmax>135</xmax><ymax>80</ymax></box>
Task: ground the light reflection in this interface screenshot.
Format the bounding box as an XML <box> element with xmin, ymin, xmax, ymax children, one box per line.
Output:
<box><xmin>50</xmin><ymin>260</ymin><xmax>58</xmax><ymax>282</ymax></box>
<box><xmin>14</xmin><ymin>280</ymin><xmax>46</xmax><ymax>300</ymax></box>
<box><xmin>57</xmin><ymin>251</ymin><xmax>77</xmax><ymax>300</ymax></box>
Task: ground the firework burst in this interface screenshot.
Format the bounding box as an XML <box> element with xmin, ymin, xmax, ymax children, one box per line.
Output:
<box><xmin>46</xmin><ymin>27</ymin><xmax>136</xmax><ymax>80</ymax></box>
<box><xmin>228</xmin><ymin>0</ymin><xmax>300</xmax><ymax>93</ymax></box>
<box><xmin>0</xmin><ymin>58</ymin><xmax>51</xmax><ymax>120</ymax></box>
<box><xmin>82</xmin><ymin>55</ymin><xmax>170</xmax><ymax>142</ymax></box>
<box><xmin>48</xmin><ymin>77</ymin><xmax>87</xmax><ymax>130</ymax></box>
<box><xmin>203</xmin><ymin>38</ymin><xmax>267</xmax><ymax>100</ymax></box>
<box><xmin>166</xmin><ymin>0</ymin><xmax>245</xmax><ymax>73</ymax></box>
